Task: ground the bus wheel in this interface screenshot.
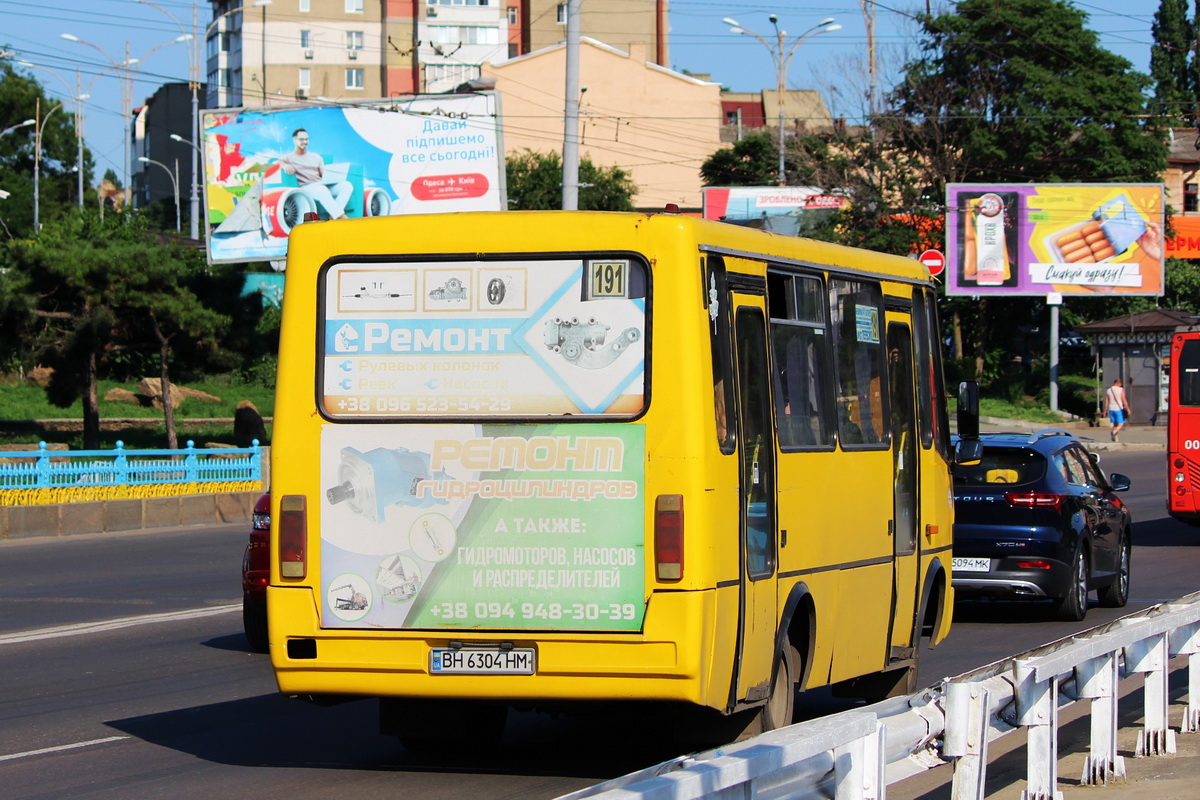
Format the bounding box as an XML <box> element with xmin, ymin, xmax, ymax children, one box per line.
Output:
<box><xmin>761</xmin><ymin>646</ymin><xmax>797</xmax><ymax>732</ymax></box>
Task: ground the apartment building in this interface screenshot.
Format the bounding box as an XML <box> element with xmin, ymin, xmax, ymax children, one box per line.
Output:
<box><xmin>206</xmin><ymin>0</ymin><xmax>384</xmax><ymax>107</ymax></box>
<box><xmin>204</xmin><ymin>0</ymin><xmax>666</xmax><ymax>104</ymax></box>
<box><xmin>131</xmin><ymin>83</ymin><xmax>203</xmax><ymax>214</ymax></box>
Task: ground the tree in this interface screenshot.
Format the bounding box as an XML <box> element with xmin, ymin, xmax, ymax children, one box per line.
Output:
<box><xmin>699</xmin><ymin>132</ymin><xmax>781</xmax><ymax>187</ymax></box>
<box><xmin>893</xmin><ymin>0</ymin><xmax>1166</xmax><ymax>189</ymax></box>
<box><xmin>0</xmin><ymin>210</ymin><xmax>227</xmax><ymax>448</ymax></box>
<box><xmin>506</xmin><ymin>149</ymin><xmax>637</xmax><ymax>211</ymax></box>
<box><xmin>1151</xmin><ymin>0</ymin><xmax>1194</xmax><ymax>124</ymax></box>
<box><xmin>0</xmin><ymin>61</ymin><xmax>95</xmax><ymax>236</ymax></box>
<box><xmin>790</xmin><ymin>128</ymin><xmax>946</xmax><ymax>255</ymax></box>
<box><xmin>889</xmin><ymin>0</ymin><xmax>1169</xmax><ymax>381</ymax></box>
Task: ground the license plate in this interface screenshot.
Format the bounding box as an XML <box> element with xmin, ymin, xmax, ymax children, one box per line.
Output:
<box><xmin>952</xmin><ymin>557</ymin><xmax>991</xmax><ymax>573</ymax></box>
<box><xmin>430</xmin><ymin>647</ymin><xmax>536</xmax><ymax>675</ymax></box>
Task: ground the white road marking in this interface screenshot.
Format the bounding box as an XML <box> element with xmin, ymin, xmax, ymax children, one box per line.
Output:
<box><xmin>0</xmin><ymin>736</ymin><xmax>129</xmax><ymax>762</ymax></box>
<box><xmin>0</xmin><ymin>604</ymin><xmax>240</xmax><ymax>645</ymax></box>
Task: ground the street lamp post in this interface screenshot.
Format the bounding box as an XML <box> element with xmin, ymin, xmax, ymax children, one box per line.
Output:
<box><xmin>169</xmin><ymin>133</ymin><xmax>203</xmax><ymax>236</ymax></box>
<box><xmin>1</xmin><ymin>118</ymin><xmax>35</xmax><ymax>138</ymax></box>
<box><xmin>18</xmin><ymin>62</ymin><xmax>92</xmax><ymax>207</ymax></box>
<box><xmin>724</xmin><ymin>14</ymin><xmax>841</xmax><ymax>185</ymax></box>
<box><xmin>147</xmin><ymin>0</ymin><xmax>270</xmax><ymax>235</ymax></box>
<box><xmin>139</xmin><ymin>155</ymin><xmax>180</xmax><ymax>230</ymax></box>
<box><xmin>136</xmin><ymin>0</ymin><xmax>202</xmax><ymax>239</ymax></box>
<box><xmin>34</xmin><ymin>98</ymin><xmax>68</xmax><ymax>229</ymax></box>
<box><xmin>62</xmin><ymin>32</ymin><xmax>190</xmax><ymax>210</ymax></box>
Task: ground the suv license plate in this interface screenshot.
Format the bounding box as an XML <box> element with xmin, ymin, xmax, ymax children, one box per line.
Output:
<box><xmin>952</xmin><ymin>557</ymin><xmax>991</xmax><ymax>573</ymax></box>
<box><xmin>431</xmin><ymin>648</ymin><xmax>536</xmax><ymax>675</ymax></box>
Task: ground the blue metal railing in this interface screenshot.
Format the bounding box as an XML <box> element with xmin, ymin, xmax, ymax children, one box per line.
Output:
<box><xmin>0</xmin><ymin>440</ymin><xmax>262</xmax><ymax>489</ymax></box>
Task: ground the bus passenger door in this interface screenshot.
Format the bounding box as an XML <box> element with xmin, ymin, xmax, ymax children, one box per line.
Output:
<box><xmin>732</xmin><ymin>301</ymin><xmax>779</xmax><ymax>704</ymax></box>
<box><xmin>887</xmin><ymin>321</ymin><xmax>919</xmax><ymax>657</ymax></box>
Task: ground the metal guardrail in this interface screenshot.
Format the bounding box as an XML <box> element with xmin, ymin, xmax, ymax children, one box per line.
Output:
<box><xmin>558</xmin><ymin>592</ymin><xmax>1200</xmax><ymax>800</ymax></box>
<box><xmin>0</xmin><ymin>439</ymin><xmax>262</xmax><ymax>488</ymax></box>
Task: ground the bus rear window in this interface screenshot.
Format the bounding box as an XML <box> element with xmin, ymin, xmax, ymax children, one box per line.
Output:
<box><xmin>319</xmin><ymin>256</ymin><xmax>647</xmax><ymax>419</ymax></box>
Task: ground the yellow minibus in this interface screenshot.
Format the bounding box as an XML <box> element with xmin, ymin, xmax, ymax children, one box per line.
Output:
<box><xmin>267</xmin><ymin>209</ymin><xmax>968</xmax><ymax>745</ymax></box>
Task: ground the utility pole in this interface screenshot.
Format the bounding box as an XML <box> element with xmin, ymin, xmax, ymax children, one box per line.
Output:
<box><xmin>561</xmin><ymin>0</ymin><xmax>581</xmax><ymax>210</ymax></box>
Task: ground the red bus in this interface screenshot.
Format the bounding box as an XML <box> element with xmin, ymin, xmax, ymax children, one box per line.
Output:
<box><xmin>1168</xmin><ymin>331</ymin><xmax>1200</xmax><ymax>524</ymax></box>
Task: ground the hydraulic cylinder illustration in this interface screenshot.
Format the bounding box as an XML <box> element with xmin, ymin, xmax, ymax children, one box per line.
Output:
<box><xmin>326</xmin><ymin>446</ymin><xmax>446</xmax><ymax>523</ymax></box>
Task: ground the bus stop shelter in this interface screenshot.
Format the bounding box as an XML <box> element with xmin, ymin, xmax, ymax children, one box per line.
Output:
<box><xmin>1077</xmin><ymin>309</ymin><xmax>1200</xmax><ymax>425</ymax></box>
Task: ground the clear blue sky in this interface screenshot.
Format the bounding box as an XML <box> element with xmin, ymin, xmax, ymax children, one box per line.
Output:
<box><xmin>0</xmin><ymin>0</ymin><xmax>1160</xmax><ymax>184</ymax></box>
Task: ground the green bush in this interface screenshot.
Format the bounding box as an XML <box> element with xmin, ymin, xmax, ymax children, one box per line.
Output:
<box><xmin>240</xmin><ymin>355</ymin><xmax>278</xmax><ymax>389</ymax></box>
<box><xmin>1042</xmin><ymin>373</ymin><xmax>1098</xmax><ymax>421</ymax></box>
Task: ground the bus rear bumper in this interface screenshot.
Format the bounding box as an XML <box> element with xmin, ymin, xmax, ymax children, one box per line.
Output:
<box><xmin>267</xmin><ymin>585</ymin><xmax>717</xmax><ymax>707</ymax></box>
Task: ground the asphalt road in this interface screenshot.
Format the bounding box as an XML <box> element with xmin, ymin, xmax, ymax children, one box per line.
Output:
<box><xmin>1</xmin><ymin>448</ymin><xmax>1194</xmax><ymax>800</ymax></box>
<box><xmin>918</xmin><ymin>447</ymin><xmax>1196</xmax><ymax>685</ymax></box>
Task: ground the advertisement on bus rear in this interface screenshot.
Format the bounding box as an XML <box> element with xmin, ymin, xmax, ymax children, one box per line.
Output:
<box><xmin>200</xmin><ymin>93</ymin><xmax>503</xmax><ymax>265</ymax></box>
<box><xmin>317</xmin><ymin>423</ymin><xmax>646</xmax><ymax>631</ymax></box>
<box><xmin>319</xmin><ymin>258</ymin><xmax>647</xmax><ymax>417</ymax></box>
<box><xmin>945</xmin><ymin>183</ymin><xmax>1165</xmax><ymax>297</ymax></box>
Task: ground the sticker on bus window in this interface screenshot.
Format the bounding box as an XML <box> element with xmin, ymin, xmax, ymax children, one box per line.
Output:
<box><xmin>320</xmin><ymin>258</ymin><xmax>646</xmax><ymax>418</ymax></box>
<box><xmin>585</xmin><ymin>260</ymin><xmax>630</xmax><ymax>300</ymax></box>
<box><xmin>855</xmin><ymin>305</ymin><xmax>880</xmax><ymax>344</ymax></box>
<box><xmin>318</xmin><ymin>423</ymin><xmax>647</xmax><ymax>632</ymax></box>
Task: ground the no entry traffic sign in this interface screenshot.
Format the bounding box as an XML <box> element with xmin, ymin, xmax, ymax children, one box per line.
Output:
<box><xmin>919</xmin><ymin>249</ymin><xmax>945</xmax><ymax>277</ymax></box>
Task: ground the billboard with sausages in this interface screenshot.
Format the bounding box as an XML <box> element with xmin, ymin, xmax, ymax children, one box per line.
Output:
<box><xmin>200</xmin><ymin>93</ymin><xmax>504</xmax><ymax>265</ymax></box>
<box><xmin>945</xmin><ymin>183</ymin><xmax>1164</xmax><ymax>297</ymax></box>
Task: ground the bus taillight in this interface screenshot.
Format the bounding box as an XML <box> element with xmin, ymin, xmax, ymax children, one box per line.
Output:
<box><xmin>654</xmin><ymin>494</ymin><xmax>684</xmax><ymax>581</ymax></box>
<box><xmin>279</xmin><ymin>495</ymin><xmax>308</xmax><ymax>579</ymax></box>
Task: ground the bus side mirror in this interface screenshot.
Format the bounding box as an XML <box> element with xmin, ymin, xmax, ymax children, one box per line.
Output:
<box><xmin>955</xmin><ymin>380</ymin><xmax>982</xmax><ymax>465</ymax></box>
<box><xmin>957</xmin><ymin>380</ymin><xmax>980</xmax><ymax>439</ymax></box>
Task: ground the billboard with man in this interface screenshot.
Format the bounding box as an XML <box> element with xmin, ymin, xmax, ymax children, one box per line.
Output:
<box><xmin>201</xmin><ymin>93</ymin><xmax>504</xmax><ymax>265</ymax></box>
<box><xmin>945</xmin><ymin>183</ymin><xmax>1164</xmax><ymax>297</ymax></box>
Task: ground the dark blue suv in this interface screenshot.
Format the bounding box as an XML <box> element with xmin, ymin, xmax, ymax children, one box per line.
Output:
<box><xmin>951</xmin><ymin>429</ymin><xmax>1132</xmax><ymax>621</ymax></box>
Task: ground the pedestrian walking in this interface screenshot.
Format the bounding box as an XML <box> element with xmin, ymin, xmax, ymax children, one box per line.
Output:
<box><xmin>1104</xmin><ymin>378</ymin><xmax>1131</xmax><ymax>442</ymax></box>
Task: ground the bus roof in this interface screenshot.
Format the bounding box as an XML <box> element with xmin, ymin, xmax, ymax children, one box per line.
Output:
<box><xmin>286</xmin><ymin>210</ymin><xmax>933</xmax><ymax>285</ymax></box>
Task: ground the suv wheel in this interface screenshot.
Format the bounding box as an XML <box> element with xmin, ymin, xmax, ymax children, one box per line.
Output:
<box><xmin>1097</xmin><ymin>537</ymin><xmax>1130</xmax><ymax>608</ymax></box>
<box><xmin>1055</xmin><ymin>548</ymin><xmax>1089</xmax><ymax>622</ymax></box>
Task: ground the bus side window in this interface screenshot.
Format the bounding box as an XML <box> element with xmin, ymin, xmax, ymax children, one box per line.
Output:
<box><xmin>768</xmin><ymin>270</ymin><xmax>833</xmax><ymax>448</ymax></box>
<box><xmin>913</xmin><ymin>289</ymin><xmax>934</xmax><ymax>450</ymax></box>
<box><xmin>830</xmin><ymin>278</ymin><xmax>887</xmax><ymax>448</ymax></box>
<box><xmin>707</xmin><ymin>256</ymin><xmax>736</xmax><ymax>453</ymax></box>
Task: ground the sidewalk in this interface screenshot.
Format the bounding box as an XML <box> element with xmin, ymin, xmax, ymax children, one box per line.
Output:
<box><xmin>975</xmin><ymin>417</ymin><xmax>1166</xmax><ymax>452</ymax></box>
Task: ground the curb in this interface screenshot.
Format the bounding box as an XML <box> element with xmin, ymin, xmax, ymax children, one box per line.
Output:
<box><xmin>0</xmin><ymin>491</ymin><xmax>260</xmax><ymax>540</ymax></box>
